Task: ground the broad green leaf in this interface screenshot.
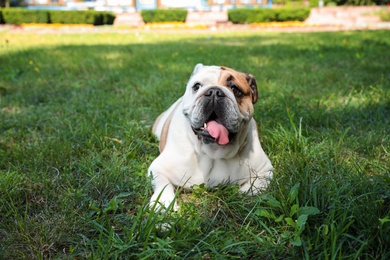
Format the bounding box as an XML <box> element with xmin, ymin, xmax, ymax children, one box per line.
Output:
<box><xmin>288</xmin><ymin>183</ymin><xmax>300</xmax><ymax>203</ymax></box>
<box><xmin>104</xmin><ymin>198</ymin><xmax>119</xmax><ymax>212</ymax></box>
<box><xmin>275</xmin><ymin>214</ymin><xmax>285</xmax><ymax>223</ymax></box>
<box><xmin>379</xmin><ymin>216</ymin><xmax>390</xmax><ymax>225</ymax></box>
<box><xmin>297</xmin><ymin>214</ymin><xmax>308</xmax><ymax>233</ymax></box>
<box><xmin>115</xmin><ymin>192</ymin><xmax>132</xmax><ymax>199</ymax></box>
<box><xmin>281</xmin><ymin>231</ymin><xmax>292</xmax><ymax>239</ymax></box>
<box><xmin>290</xmin><ymin>236</ymin><xmax>302</xmax><ymax>246</ymax></box>
<box><xmin>256</xmin><ymin>209</ymin><xmax>276</xmax><ymax>219</ymax></box>
<box><xmin>265</xmin><ymin>196</ymin><xmax>282</xmax><ymax>209</ymax></box>
<box><xmin>290</xmin><ymin>204</ymin><xmax>299</xmax><ymax>217</ymax></box>
<box><xmin>297</xmin><ymin>206</ymin><xmax>320</xmax><ymax>217</ymax></box>
<box><xmin>285</xmin><ymin>217</ymin><xmax>297</xmax><ymax>229</ymax></box>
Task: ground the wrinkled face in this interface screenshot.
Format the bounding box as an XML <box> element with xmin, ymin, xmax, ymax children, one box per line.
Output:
<box><xmin>182</xmin><ymin>64</ymin><xmax>258</xmax><ymax>145</ymax></box>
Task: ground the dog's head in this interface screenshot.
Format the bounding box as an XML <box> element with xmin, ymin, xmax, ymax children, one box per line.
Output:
<box><xmin>182</xmin><ymin>64</ymin><xmax>258</xmax><ymax>146</ymax></box>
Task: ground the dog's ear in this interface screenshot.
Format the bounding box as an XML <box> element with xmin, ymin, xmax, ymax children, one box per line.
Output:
<box><xmin>246</xmin><ymin>73</ymin><xmax>258</xmax><ymax>104</ymax></box>
<box><xmin>191</xmin><ymin>63</ymin><xmax>204</xmax><ymax>77</ymax></box>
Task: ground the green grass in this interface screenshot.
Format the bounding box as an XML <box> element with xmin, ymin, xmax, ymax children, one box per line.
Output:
<box><xmin>0</xmin><ymin>29</ymin><xmax>389</xmax><ymax>259</ymax></box>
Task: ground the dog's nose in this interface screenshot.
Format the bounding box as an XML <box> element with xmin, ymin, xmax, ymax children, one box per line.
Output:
<box><xmin>205</xmin><ymin>87</ymin><xmax>225</xmax><ymax>98</ymax></box>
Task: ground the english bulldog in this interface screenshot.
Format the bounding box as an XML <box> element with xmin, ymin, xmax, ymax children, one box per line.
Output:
<box><xmin>148</xmin><ymin>64</ymin><xmax>273</xmax><ymax>210</ymax></box>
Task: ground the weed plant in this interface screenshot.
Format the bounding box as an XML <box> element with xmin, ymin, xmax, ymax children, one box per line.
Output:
<box><xmin>0</xmin><ymin>30</ymin><xmax>389</xmax><ymax>258</ymax></box>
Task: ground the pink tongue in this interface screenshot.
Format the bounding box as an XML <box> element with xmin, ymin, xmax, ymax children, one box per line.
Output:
<box><xmin>207</xmin><ymin>121</ymin><xmax>229</xmax><ymax>145</ymax></box>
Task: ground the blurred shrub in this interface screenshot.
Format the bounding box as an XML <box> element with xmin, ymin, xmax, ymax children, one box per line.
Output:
<box><xmin>379</xmin><ymin>8</ymin><xmax>390</xmax><ymax>21</ymax></box>
<box><xmin>2</xmin><ymin>9</ymin><xmax>49</xmax><ymax>25</ymax></box>
<box><xmin>1</xmin><ymin>8</ymin><xmax>115</xmax><ymax>25</ymax></box>
<box><xmin>141</xmin><ymin>9</ymin><xmax>188</xmax><ymax>23</ymax></box>
<box><xmin>0</xmin><ymin>9</ymin><xmax>4</xmax><ymax>24</ymax></box>
<box><xmin>228</xmin><ymin>8</ymin><xmax>311</xmax><ymax>23</ymax></box>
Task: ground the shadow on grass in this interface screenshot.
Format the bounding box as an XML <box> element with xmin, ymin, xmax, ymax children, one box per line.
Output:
<box><xmin>1</xmin><ymin>31</ymin><xmax>389</xmax><ymax>155</ymax></box>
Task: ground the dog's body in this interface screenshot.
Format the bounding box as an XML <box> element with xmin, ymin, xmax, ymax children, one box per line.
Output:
<box><xmin>148</xmin><ymin>64</ymin><xmax>273</xmax><ymax>210</ymax></box>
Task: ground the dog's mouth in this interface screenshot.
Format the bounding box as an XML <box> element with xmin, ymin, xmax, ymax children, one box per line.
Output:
<box><xmin>192</xmin><ymin>112</ymin><xmax>236</xmax><ymax>145</ymax></box>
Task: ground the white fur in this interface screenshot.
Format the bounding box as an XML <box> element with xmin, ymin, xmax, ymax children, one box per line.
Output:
<box><xmin>148</xmin><ymin>64</ymin><xmax>273</xmax><ymax>210</ymax></box>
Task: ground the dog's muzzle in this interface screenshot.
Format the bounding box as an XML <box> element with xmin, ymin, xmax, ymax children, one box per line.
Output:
<box><xmin>191</xmin><ymin>87</ymin><xmax>237</xmax><ymax>145</ymax></box>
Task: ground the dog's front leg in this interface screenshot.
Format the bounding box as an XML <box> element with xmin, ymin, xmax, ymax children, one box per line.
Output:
<box><xmin>150</xmin><ymin>173</ymin><xmax>178</xmax><ymax>211</ymax></box>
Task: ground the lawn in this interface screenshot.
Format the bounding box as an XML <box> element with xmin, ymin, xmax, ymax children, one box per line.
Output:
<box><xmin>0</xmin><ymin>29</ymin><xmax>389</xmax><ymax>259</ymax></box>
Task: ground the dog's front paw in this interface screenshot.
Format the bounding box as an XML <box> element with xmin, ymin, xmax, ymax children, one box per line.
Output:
<box><xmin>150</xmin><ymin>189</ymin><xmax>179</xmax><ymax>212</ymax></box>
<box><xmin>240</xmin><ymin>171</ymin><xmax>273</xmax><ymax>196</ymax></box>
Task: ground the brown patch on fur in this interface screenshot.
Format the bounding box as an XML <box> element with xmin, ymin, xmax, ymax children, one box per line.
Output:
<box><xmin>218</xmin><ymin>66</ymin><xmax>258</xmax><ymax>114</ymax></box>
<box><xmin>245</xmin><ymin>73</ymin><xmax>258</xmax><ymax>104</ymax></box>
<box><xmin>158</xmin><ymin>100</ymin><xmax>181</xmax><ymax>152</ymax></box>
<box><xmin>152</xmin><ymin>112</ymin><xmax>165</xmax><ymax>134</ymax></box>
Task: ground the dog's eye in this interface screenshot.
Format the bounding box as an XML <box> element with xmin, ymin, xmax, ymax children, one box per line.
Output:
<box><xmin>230</xmin><ymin>85</ymin><xmax>243</xmax><ymax>97</ymax></box>
<box><xmin>193</xmin><ymin>83</ymin><xmax>201</xmax><ymax>92</ymax></box>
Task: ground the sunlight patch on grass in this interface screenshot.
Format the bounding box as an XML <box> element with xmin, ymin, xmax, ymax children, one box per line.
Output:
<box><xmin>141</xmin><ymin>22</ymin><xmax>208</xmax><ymax>30</ymax></box>
<box><xmin>1</xmin><ymin>106</ymin><xmax>22</xmax><ymax>115</ymax></box>
<box><xmin>21</xmin><ymin>23</ymin><xmax>94</xmax><ymax>29</ymax></box>
<box><xmin>251</xmin><ymin>21</ymin><xmax>308</xmax><ymax>28</ymax></box>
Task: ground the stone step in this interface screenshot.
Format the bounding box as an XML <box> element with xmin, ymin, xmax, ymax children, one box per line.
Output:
<box><xmin>114</xmin><ymin>12</ymin><xmax>144</xmax><ymax>27</ymax></box>
<box><xmin>306</xmin><ymin>6</ymin><xmax>383</xmax><ymax>25</ymax></box>
<box><xmin>186</xmin><ymin>11</ymin><xmax>228</xmax><ymax>27</ymax></box>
